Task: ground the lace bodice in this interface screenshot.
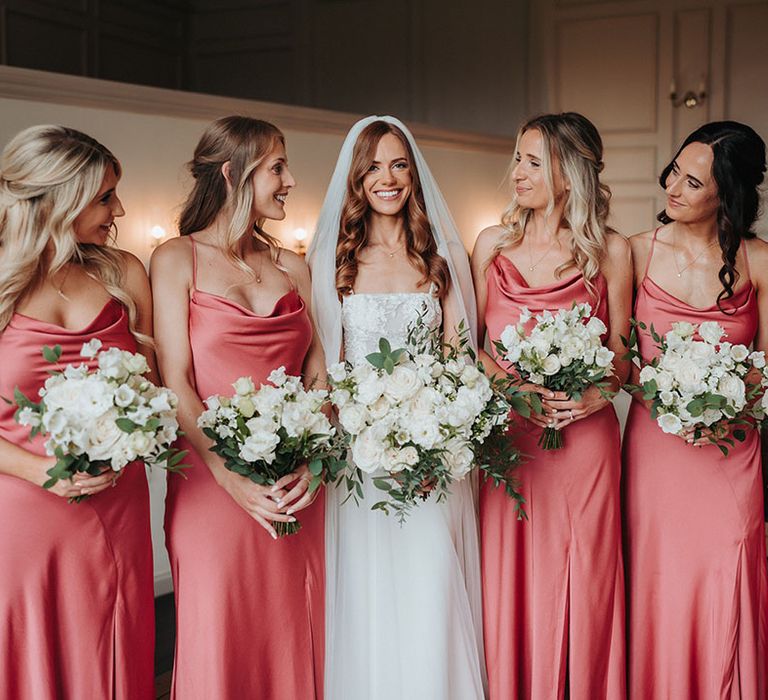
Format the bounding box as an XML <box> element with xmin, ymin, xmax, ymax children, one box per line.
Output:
<box><xmin>342</xmin><ymin>291</ymin><xmax>442</xmax><ymax>365</ymax></box>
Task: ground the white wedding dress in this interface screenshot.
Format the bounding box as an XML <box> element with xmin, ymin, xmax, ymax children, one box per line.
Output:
<box><xmin>325</xmin><ymin>290</ymin><xmax>487</xmax><ymax>700</ymax></box>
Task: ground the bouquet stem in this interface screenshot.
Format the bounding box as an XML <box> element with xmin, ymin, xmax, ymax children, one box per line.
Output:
<box><xmin>274</xmin><ymin>520</ymin><xmax>302</xmax><ymax>538</ymax></box>
<box><xmin>538</xmin><ymin>426</ymin><xmax>563</xmax><ymax>450</ymax></box>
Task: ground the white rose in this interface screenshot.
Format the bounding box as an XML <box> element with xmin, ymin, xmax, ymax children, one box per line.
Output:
<box><xmin>671</xmin><ymin>321</ymin><xmax>695</xmax><ymax>338</ymax></box>
<box><xmin>717</xmin><ymin>374</ymin><xmax>746</xmax><ymax>406</ymax></box>
<box><xmin>697</xmin><ymin>321</ymin><xmax>725</xmax><ymax>345</ymax></box>
<box><xmin>239</xmin><ymin>432</ymin><xmax>280</xmax><ymax>463</ymax></box>
<box><xmin>97</xmin><ymin>347</ymin><xmax>129</xmax><ymax>380</ymax></box>
<box><xmin>128</xmin><ymin>431</ymin><xmax>152</xmax><ymax>457</ymax></box>
<box><xmin>330</xmin><ymin>388</ymin><xmax>351</xmax><ymax>408</ymax></box>
<box><xmin>232</xmin><ymin>376</ymin><xmax>255</xmax><ymax>396</ymax></box>
<box><xmin>410</xmin><ymin>418</ymin><xmax>441</xmax><ymax>449</ymax></box>
<box><xmin>657</xmin><ymin>412</ymin><xmax>683</xmax><ymax>434</ymax></box>
<box><xmin>351</xmin><ymin>427</ymin><xmax>387</xmax><ymax>474</ymax></box>
<box><xmin>460</xmin><ymin>364</ymin><xmax>481</xmax><ymax>387</ymax></box>
<box><xmin>730</xmin><ymin>345</ymin><xmax>749</xmax><ymax>363</ymax></box>
<box><xmin>280</xmin><ymin>403</ymin><xmax>307</xmax><ymax>437</ymax></box>
<box><xmin>384</xmin><ymin>366</ymin><xmax>421</xmax><ymax>402</ymax></box>
<box><xmin>585</xmin><ymin>316</ymin><xmax>607</xmax><ymax>338</ymax></box>
<box><xmin>368</xmin><ymin>395</ymin><xmax>392</xmax><ymax>421</ymax></box>
<box><xmin>197</xmin><ymin>408</ymin><xmax>217</xmax><ymax>429</ymax></box>
<box><xmin>654</xmin><ymin>370</ymin><xmax>674</xmax><ymax>392</ymax></box>
<box><xmin>749</xmin><ymin>351</ymin><xmax>766</xmax><ymax>369</ymax></box>
<box><xmin>701</xmin><ymin>408</ymin><xmax>723</xmax><ymax>427</ymax></box>
<box><xmin>400</xmin><ymin>445</ymin><xmax>419</xmax><ymax>467</ymax></box>
<box><xmin>594</xmin><ymin>347</ymin><xmax>614</xmax><ymax>368</ymax></box>
<box><xmin>541</xmin><ymin>354</ymin><xmax>561</xmax><ymax>376</ymax></box>
<box><xmin>688</xmin><ymin>341</ymin><xmax>716</xmax><ymax>365</ymax></box>
<box><xmin>122</xmin><ymin>352</ymin><xmax>149</xmax><ymax>375</ymax></box>
<box><xmin>86</xmin><ymin>408</ymin><xmax>126</xmax><ymax>462</ymax></box>
<box><xmin>443</xmin><ymin>439</ymin><xmax>474</xmax><ymax>479</ymax></box>
<box><xmin>356</xmin><ymin>374</ymin><xmax>385</xmax><ymax>406</ymax></box>
<box><xmin>234</xmin><ymin>395</ymin><xmax>256</xmax><ymax>419</ymax></box>
<box><xmin>339</xmin><ymin>403</ymin><xmax>367</xmax><ymax>435</ymax></box>
<box><xmin>638</xmin><ymin>365</ymin><xmax>657</xmax><ymax>385</ymax></box>
<box><xmin>676</xmin><ymin>362</ymin><xmax>705</xmax><ymax>395</ymax></box>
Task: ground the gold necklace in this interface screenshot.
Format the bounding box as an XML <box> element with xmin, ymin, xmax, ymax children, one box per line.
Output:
<box><xmin>672</xmin><ymin>230</ymin><xmax>718</xmax><ymax>278</ymax></box>
<box><xmin>527</xmin><ymin>232</ymin><xmax>558</xmax><ymax>272</ymax></box>
<box><xmin>378</xmin><ymin>241</ymin><xmax>405</xmax><ymax>258</ymax></box>
<box><xmin>55</xmin><ymin>265</ymin><xmax>72</xmax><ymax>299</ymax></box>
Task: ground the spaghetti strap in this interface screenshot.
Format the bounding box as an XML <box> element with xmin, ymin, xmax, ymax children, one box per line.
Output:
<box><xmin>190</xmin><ymin>236</ymin><xmax>199</xmax><ymax>291</ymax></box>
<box><xmin>275</xmin><ymin>249</ymin><xmax>296</xmax><ymax>291</ymax></box>
<box><xmin>742</xmin><ymin>240</ymin><xmax>752</xmax><ymax>281</ymax></box>
<box><xmin>642</xmin><ymin>228</ymin><xmax>661</xmax><ymax>280</ymax></box>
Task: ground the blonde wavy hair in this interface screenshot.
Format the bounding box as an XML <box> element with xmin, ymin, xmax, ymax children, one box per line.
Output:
<box><xmin>495</xmin><ymin>112</ymin><xmax>612</xmax><ymax>294</ymax></box>
<box><xmin>0</xmin><ymin>124</ymin><xmax>147</xmax><ymax>341</ymax></box>
<box><xmin>178</xmin><ymin>116</ymin><xmax>285</xmax><ymax>276</ymax></box>
<box><xmin>335</xmin><ymin>120</ymin><xmax>449</xmax><ymax>298</ymax></box>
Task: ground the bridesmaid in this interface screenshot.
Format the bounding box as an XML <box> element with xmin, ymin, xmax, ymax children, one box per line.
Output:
<box><xmin>151</xmin><ymin>116</ymin><xmax>326</xmax><ymax>699</ymax></box>
<box><xmin>472</xmin><ymin>112</ymin><xmax>631</xmax><ymax>699</ymax></box>
<box><xmin>0</xmin><ymin>126</ymin><xmax>155</xmax><ymax>699</ymax></box>
<box><xmin>624</xmin><ymin>121</ymin><xmax>768</xmax><ymax>698</ymax></box>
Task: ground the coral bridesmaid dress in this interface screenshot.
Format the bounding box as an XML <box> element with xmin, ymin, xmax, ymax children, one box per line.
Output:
<box><xmin>624</xmin><ymin>231</ymin><xmax>768</xmax><ymax>699</ymax></box>
<box><xmin>480</xmin><ymin>254</ymin><xmax>625</xmax><ymax>700</ymax></box>
<box><xmin>165</xmin><ymin>239</ymin><xmax>324</xmax><ymax>699</ymax></box>
<box><xmin>0</xmin><ymin>299</ymin><xmax>155</xmax><ymax>700</ymax></box>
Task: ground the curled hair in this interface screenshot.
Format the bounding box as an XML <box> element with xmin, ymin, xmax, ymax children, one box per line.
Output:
<box><xmin>335</xmin><ymin>121</ymin><xmax>449</xmax><ymax>298</ymax></box>
<box><xmin>495</xmin><ymin>112</ymin><xmax>612</xmax><ymax>297</ymax></box>
<box><xmin>0</xmin><ymin>124</ymin><xmax>147</xmax><ymax>342</ymax></box>
<box><xmin>179</xmin><ymin>116</ymin><xmax>285</xmax><ymax>275</ymax></box>
<box><xmin>657</xmin><ymin>121</ymin><xmax>766</xmax><ymax>312</ymax></box>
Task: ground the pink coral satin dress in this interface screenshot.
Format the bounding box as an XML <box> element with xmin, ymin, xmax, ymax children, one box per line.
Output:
<box><xmin>480</xmin><ymin>255</ymin><xmax>625</xmax><ymax>700</ymax></box>
<box><xmin>624</xmin><ymin>231</ymin><xmax>768</xmax><ymax>699</ymax></box>
<box><xmin>165</xmin><ymin>240</ymin><xmax>324</xmax><ymax>700</ymax></box>
<box><xmin>0</xmin><ymin>299</ymin><xmax>154</xmax><ymax>700</ymax></box>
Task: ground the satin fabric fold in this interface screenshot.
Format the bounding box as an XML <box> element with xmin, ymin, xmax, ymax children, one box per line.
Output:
<box><xmin>165</xmin><ymin>287</ymin><xmax>325</xmax><ymax>700</ymax></box>
<box><xmin>480</xmin><ymin>255</ymin><xmax>626</xmax><ymax>700</ymax></box>
<box><xmin>624</xmin><ymin>262</ymin><xmax>768</xmax><ymax>699</ymax></box>
<box><xmin>0</xmin><ymin>299</ymin><xmax>154</xmax><ymax>700</ymax></box>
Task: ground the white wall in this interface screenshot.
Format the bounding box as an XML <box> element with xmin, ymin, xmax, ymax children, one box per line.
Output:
<box><xmin>0</xmin><ymin>66</ymin><xmax>515</xmax><ymax>594</ymax></box>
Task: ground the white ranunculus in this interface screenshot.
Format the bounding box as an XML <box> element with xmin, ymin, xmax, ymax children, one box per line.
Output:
<box><xmin>351</xmin><ymin>427</ymin><xmax>386</xmax><ymax>474</ymax></box>
<box><xmin>657</xmin><ymin>412</ymin><xmax>683</xmax><ymax>434</ymax></box>
<box><xmin>698</xmin><ymin>321</ymin><xmax>725</xmax><ymax>345</ymax></box>
<box><xmin>384</xmin><ymin>365</ymin><xmax>421</xmax><ymax>402</ymax></box>
<box><xmin>232</xmin><ymin>376</ymin><xmax>255</xmax><ymax>396</ymax></box>
<box><xmin>410</xmin><ymin>418</ymin><xmax>441</xmax><ymax>450</ymax></box>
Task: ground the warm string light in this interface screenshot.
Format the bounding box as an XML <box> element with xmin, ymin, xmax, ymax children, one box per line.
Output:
<box><xmin>293</xmin><ymin>227</ymin><xmax>308</xmax><ymax>256</ymax></box>
<box><xmin>149</xmin><ymin>225</ymin><xmax>166</xmax><ymax>248</ymax></box>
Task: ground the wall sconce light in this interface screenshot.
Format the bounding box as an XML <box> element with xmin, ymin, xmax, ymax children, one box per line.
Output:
<box><xmin>293</xmin><ymin>227</ymin><xmax>308</xmax><ymax>256</ymax></box>
<box><xmin>669</xmin><ymin>78</ymin><xmax>707</xmax><ymax>109</ymax></box>
<box><xmin>149</xmin><ymin>225</ymin><xmax>166</xmax><ymax>248</ymax></box>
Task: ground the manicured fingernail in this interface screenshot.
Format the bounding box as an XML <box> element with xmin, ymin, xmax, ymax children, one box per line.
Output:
<box><xmin>276</xmin><ymin>499</ymin><xmax>284</xmax><ymax>507</ymax></box>
<box><xmin>286</xmin><ymin>508</ymin><xmax>295</xmax><ymax>515</ymax></box>
<box><xmin>270</xmin><ymin>532</ymin><xmax>277</xmax><ymax>540</ymax></box>
<box><xmin>270</xmin><ymin>484</ymin><xmax>279</xmax><ymax>492</ymax></box>
<box><xmin>289</xmin><ymin>517</ymin><xmax>296</xmax><ymax>522</ymax></box>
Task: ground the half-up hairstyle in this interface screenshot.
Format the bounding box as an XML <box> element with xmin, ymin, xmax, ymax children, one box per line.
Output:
<box><xmin>495</xmin><ymin>112</ymin><xmax>612</xmax><ymax>297</ymax></box>
<box><xmin>0</xmin><ymin>124</ymin><xmax>147</xmax><ymax>342</ymax></box>
<box><xmin>335</xmin><ymin>120</ymin><xmax>450</xmax><ymax>298</ymax></box>
<box><xmin>658</xmin><ymin>121</ymin><xmax>766</xmax><ymax>312</ymax></box>
<box><xmin>178</xmin><ymin>116</ymin><xmax>285</xmax><ymax>275</ymax></box>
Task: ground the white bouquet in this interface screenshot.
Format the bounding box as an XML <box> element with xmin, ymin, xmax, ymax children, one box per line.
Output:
<box><xmin>13</xmin><ymin>339</ymin><xmax>186</xmax><ymax>499</ymax></box>
<box><xmin>496</xmin><ymin>302</ymin><xmax>615</xmax><ymax>449</ymax></box>
<box><xmin>197</xmin><ymin>366</ymin><xmax>346</xmax><ymax>536</ymax></box>
<box><xmin>328</xmin><ymin>323</ymin><xmax>526</xmax><ymax>522</ymax></box>
<box><xmin>625</xmin><ymin>319</ymin><xmax>768</xmax><ymax>453</ymax></box>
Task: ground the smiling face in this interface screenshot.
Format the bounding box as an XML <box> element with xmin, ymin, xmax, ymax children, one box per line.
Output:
<box><xmin>72</xmin><ymin>166</ymin><xmax>124</xmax><ymax>245</ymax></box>
<box><xmin>511</xmin><ymin>128</ymin><xmax>567</xmax><ymax>212</ymax></box>
<box><xmin>663</xmin><ymin>141</ymin><xmax>720</xmax><ymax>224</ymax></box>
<box><xmin>250</xmin><ymin>141</ymin><xmax>295</xmax><ymax>221</ymax></box>
<box><xmin>362</xmin><ymin>132</ymin><xmax>413</xmax><ymax>217</ymax></box>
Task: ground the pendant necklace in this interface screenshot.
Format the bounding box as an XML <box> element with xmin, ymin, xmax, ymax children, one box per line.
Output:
<box><xmin>672</xmin><ymin>230</ymin><xmax>717</xmax><ymax>277</ymax></box>
<box><xmin>527</xmin><ymin>231</ymin><xmax>558</xmax><ymax>272</ymax></box>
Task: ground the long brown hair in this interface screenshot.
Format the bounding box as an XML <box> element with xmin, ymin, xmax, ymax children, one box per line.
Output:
<box><xmin>335</xmin><ymin>121</ymin><xmax>450</xmax><ymax>298</ymax></box>
<box><xmin>178</xmin><ymin>116</ymin><xmax>285</xmax><ymax>273</ymax></box>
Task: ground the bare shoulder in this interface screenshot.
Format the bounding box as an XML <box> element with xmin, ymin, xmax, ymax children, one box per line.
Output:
<box><xmin>276</xmin><ymin>247</ymin><xmax>310</xmax><ymax>282</ymax></box>
<box><xmin>149</xmin><ymin>235</ymin><xmax>192</xmax><ymax>277</ymax></box>
<box><xmin>472</xmin><ymin>225</ymin><xmax>505</xmax><ymax>262</ymax></box>
<box><xmin>604</xmin><ymin>230</ymin><xmax>631</xmax><ymax>260</ymax></box>
<box><xmin>744</xmin><ymin>235</ymin><xmax>768</xmax><ymax>282</ymax></box>
<box><xmin>626</xmin><ymin>228</ymin><xmax>656</xmax><ymax>261</ymax></box>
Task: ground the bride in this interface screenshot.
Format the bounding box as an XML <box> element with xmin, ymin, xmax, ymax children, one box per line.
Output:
<box><xmin>309</xmin><ymin>116</ymin><xmax>487</xmax><ymax>700</ymax></box>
